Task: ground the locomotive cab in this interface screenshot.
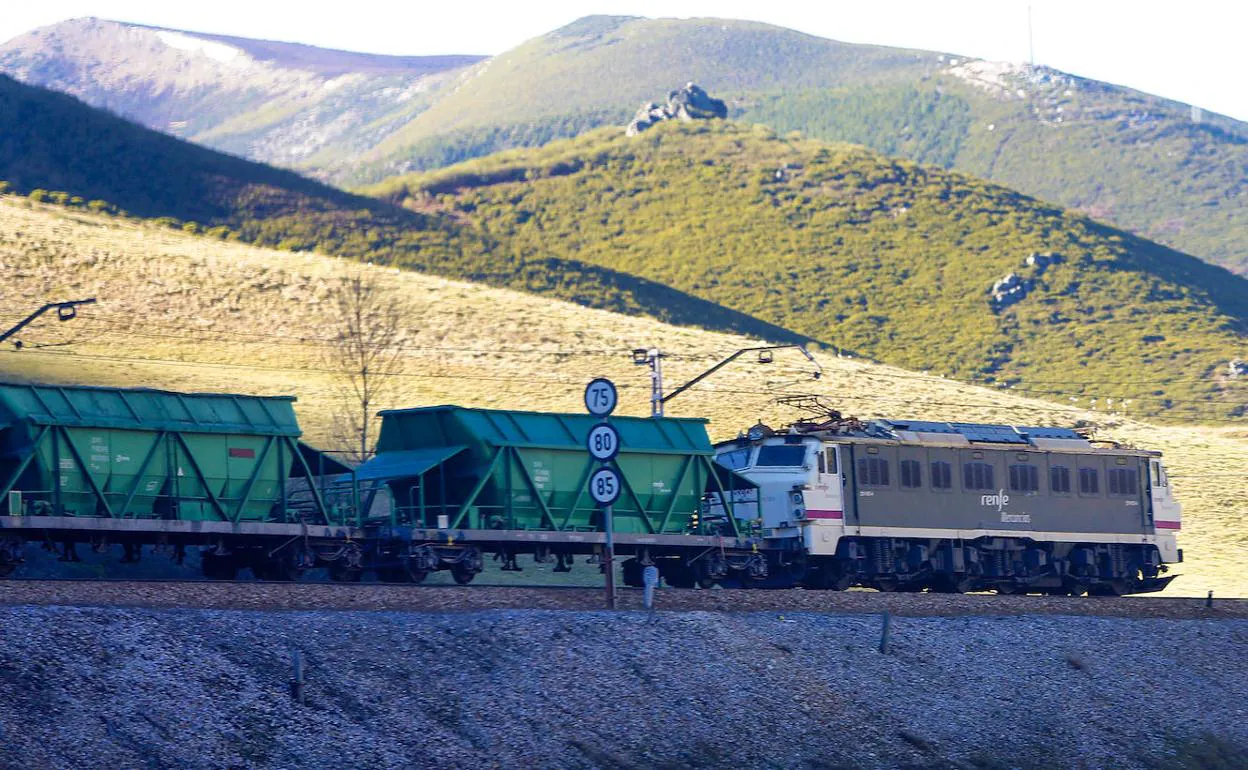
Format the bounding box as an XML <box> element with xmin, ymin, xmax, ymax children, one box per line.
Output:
<box><xmin>1148</xmin><ymin>458</ymin><xmax>1183</xmax><ymax>562</ymax></box>
<box><xmin>714</xmin><ymin>433</ymin><xmax>846</xmax><ymax>555</ymax></box>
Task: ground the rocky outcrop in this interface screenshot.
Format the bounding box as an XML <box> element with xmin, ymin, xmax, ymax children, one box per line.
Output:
<box><xmin>990</xmin><ymin>251</ymin><xmax>1063</xmax><ymax>311</ymax></box>
<box><xmin>626</xmin><ymin>83</ymin><xmax>727</xmax><ymax>136</ymax></box>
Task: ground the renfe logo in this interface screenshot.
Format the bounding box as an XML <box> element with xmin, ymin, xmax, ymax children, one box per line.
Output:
<box><xmin>980</xmin><ymin>489</ymin><xmax>1010</xmax><ymax>511</ymax></box>
<box><xmin>981</xmin><ymin>489</ymin><xmax>1032</xmax><ymax>524</ymax></box>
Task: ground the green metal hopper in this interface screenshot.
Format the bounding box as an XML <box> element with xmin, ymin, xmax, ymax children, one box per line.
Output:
<box><xmin>0</xmin><ymin>382</ymin><xmax>349</xmax><ymax>524</ymax></box>
<box><xmin>357</xmin><ymin>405</ymin><xmax>757</xmax><ymax>536</ymax></box>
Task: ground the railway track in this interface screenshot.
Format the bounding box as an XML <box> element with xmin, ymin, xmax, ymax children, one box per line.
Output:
<box><xmin>0</xmin><ymin>579</ymin><xmax>1242</xmax><ymax>618</ymax></box>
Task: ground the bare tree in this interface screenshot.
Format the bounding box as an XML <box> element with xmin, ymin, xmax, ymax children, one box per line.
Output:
<box><xmin>323</xmin><ymin>271</ymin><xmax>408</xmax><ymax>463</ymax></box>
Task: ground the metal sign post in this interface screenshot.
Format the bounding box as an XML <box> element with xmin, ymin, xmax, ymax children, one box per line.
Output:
<box><xmin>584</xmin><ymin>379</ymin><xmax>621</xmax><ymax>609</ymax></box>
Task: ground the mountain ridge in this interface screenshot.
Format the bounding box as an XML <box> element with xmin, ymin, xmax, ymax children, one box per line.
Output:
<box><xmin>8</xmin><ymin>14</ymin><xmax>1240</xmax><ymax>275</ymax></box>
<box><xmin>0</xmin><ymin>18</ymin><xmax>484</xmax><ymax>168</ymax></box>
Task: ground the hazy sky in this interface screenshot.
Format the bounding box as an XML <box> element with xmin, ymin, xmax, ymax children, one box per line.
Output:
<box><xmin>3</xmin><ymin>0</ymin><xmax>1246</xmax><ymax>122</ymax></box>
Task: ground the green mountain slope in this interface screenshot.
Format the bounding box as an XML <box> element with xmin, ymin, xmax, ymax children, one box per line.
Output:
<box><xmin>741</xmin><ymin>68</ymin><xmax>1248</xmax><ymax>275</ymax></box>
<box><xmin>0</xmin><ymin>74</ymin><xmax>795</xmax><ymax>343</ymax></box>
<box><xmin>365</xmin><ymin>121</ymin><xmax>1248</xmax><ymax>421</ymax></box>
<box><xmin>350</xmin><ymin>16</ymin><xmax>1248</xmax><ymax>277</ymax></box>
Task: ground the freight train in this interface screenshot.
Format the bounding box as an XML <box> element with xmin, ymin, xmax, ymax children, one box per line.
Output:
<box><xmin>0</xmin><ymin>382</ymin><xmax>1181</xmax><ymax>595</ymax></box>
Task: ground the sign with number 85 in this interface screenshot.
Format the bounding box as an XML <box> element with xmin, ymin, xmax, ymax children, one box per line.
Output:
<box><xmin>588</xmin><ymin>467</ymin><xmax>621</xmax><ymax>505</ymax></box>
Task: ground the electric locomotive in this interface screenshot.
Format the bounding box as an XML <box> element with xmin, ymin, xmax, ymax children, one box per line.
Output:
<box><xmin>712</xmin><ymin>415</ymin><xmax>1181</xmax><ymax>595</ymax></box>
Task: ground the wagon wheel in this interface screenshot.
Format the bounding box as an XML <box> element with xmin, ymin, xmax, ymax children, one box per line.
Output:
<box><xmin>260</xmin><ymin>554</ymin><xmax>304</xmax><ymax>582</ymax></box>
<box><xmin>406</xmin><ymin>562</ymin><xmax>428</xmax><ymax>584</ymax></box>
<box><xmin>0</xmin><ymin>561</ymin><xmax>17</xmax><ymax>578</ymax></box>
<box><xmin>451</xmin><ymin>564</ymin><xmax>477</xmax><ymax>585</ymax></box>
<box><xmin>691</xmin><ymin>559</ymin><xmax>715</xmax><ymax>590</ymax></box>
<box><xmin>201</xmin><ymin>553</ymin><xmax>238</xmax><ymax>580</ymax></box>
<box><xmin>329</xmin><ymin>562</ymin><xmax>363</xmax><ymax>582</ymax></box>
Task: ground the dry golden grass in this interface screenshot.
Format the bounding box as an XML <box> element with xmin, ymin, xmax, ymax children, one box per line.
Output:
<box><xmin>0</xmin><ymin>197</ymin><xmax>1243</xmax><ymax>597</ymax></box>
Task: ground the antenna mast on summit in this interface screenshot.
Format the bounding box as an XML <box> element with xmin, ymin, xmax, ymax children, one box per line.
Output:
<box><xmin>1028</xmin><ymin>4</ymin><xmax>1035</xmax><ymax>66</ymax></box>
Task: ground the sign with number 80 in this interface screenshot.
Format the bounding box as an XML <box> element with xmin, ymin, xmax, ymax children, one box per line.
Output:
<box><xmin>586</xmin><ymin>422</ymin><xmax>620</xmax><ymax>462</ymax></box>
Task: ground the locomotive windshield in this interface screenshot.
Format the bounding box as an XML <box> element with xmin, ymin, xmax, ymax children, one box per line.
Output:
<box><xmin>718</xmin><ymin>448</ymin><xmax>752</xmax><ymax>470</ymax></box>
<box><xmin>755</xmin><ymin>445</ymin><xmax>806</xmax><ymax>467</ymax></box>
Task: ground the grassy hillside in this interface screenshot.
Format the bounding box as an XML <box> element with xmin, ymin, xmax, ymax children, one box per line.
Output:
<box><xmin>0</xmin><ymin>198</ymin><xmax>1243</xmax><ymax>597</ymax></box>
<box><xmin>366</xmin><ymin>121</ymin><xmax>1248</xmax><ymax>422</ymax></box>
<box><xmin>0</xmin><ymin>74</ymin><xmax>799</xmax><ymax>343</ymax></box>
<box><xmin>345</xmin><ymin>16</ymin><xmax>1248</xmax><ymax>276</ymax></box>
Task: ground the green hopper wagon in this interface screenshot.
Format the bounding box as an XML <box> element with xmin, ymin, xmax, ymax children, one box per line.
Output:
<box><xmin>353</xmin><ymin>405</ymin><xmax>763</xmax><ymax>584</ymax></box>
<box><xmin>0</xmin><ymin>382</ymin><xmax>352</xmax><ymax>577</ymax></box>
<box><xmin>0</xmin><ymin>382</ymin><xmax>347</xmax><ymax>522</ymax></box>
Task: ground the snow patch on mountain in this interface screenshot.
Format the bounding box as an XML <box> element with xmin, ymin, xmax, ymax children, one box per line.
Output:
<box><xmin>154</xmin><ymin>30</ymin><xmax>246</xmax><ymax>67</ymax></box>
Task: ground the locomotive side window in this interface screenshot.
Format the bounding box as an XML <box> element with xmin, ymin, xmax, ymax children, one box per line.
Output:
<box><xmin>1050</xmin><ymin>465</ymin><xmax>1072</xmax><ymax>494</ymax></box>
<box><xmin>899</xmin><ymin>459</ymin><xmax>922</xmax><ymax>489</ymax></box>
<box><xmin>1108</xmin><ymin>467</ymin><xmax>1139</xmax><ymax>496</ymax></box>
<box><xmin>825</xmin><ymin>448</ymin><xmax>838</xmax><ymax>474</ymax></box>
<box><xmin>756</xmin><ymin>445</ymin><xmax>807</xmax><ymax>467</ymax></box>
<box><xmin>1078</xmin><ymin>467</ymin><xmax>1100</xmax><ymax>495</ymax></box>
<box><xmin>963</xmin><ymin>461</ymin><xmax>995</xmax><ymax>491</ymax></box>
<box><xmin>1008</xmin><ymin>464</ymin><xmax>1039</xmax><ymax>493</ymax></box>
<box><xmin>930</xmin><ymin>461</ymin><xmax>953</xmax><ymax>490</ymax></box>
<box><xmin>817</xmin><ymin>452</ymin><xmax>825</xmax><ymax>474</ymax></box>
<box><xmin>857</xmin><ymin>457</ymin><xmax>890</xmax><ymax>487</ymax></box>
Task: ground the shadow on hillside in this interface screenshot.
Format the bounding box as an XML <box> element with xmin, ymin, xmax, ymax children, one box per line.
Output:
<box><xmin>1088</xmin><ymin>221</ymin><xmax>1248</xmax><ymax>332</ymax></box>
<box><xmin>522</xmin><ymin>255</ymin><xmax>815</xmax><ymax>346</ymax></box>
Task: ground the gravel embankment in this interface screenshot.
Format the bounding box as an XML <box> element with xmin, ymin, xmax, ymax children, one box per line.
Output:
<box><xmin>0</xmin><ymin>606</ymin><xmax>1243</xmax><ymax>769</ymax></box>
<box><xmin>0</xmin><ymin>580</ymin><xmax>1244</xmax><ymax>619</ymax></box>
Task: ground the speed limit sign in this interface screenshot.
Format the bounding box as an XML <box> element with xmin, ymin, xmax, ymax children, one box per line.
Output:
<box><xmin>583</xmin><ymin>378</ymin><xmax>618</xmax><ymax>417</ymax></box>
<box><xmin>586</xmin><ymin>422</ymin><xmax>621</xmax><ymax>462</ymax></box>
<box><xmin>588</xmin><ymin>467</ymin><xmax>622</xmax><ymax>505</ymax></box>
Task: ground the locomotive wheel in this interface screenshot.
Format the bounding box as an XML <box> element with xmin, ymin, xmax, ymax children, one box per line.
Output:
<box><xmin>1108</xmin><ymin>579</ymin><xmax>1133</xmax><ymax>597</ymax></box>
<box><xmin>451</xmin><ymin>565</ymin><xmax>477</xmax><ymax>585</ymax></box>
<box><xmin>1091</xmin><ymin>579</ymin><xmax>1133</xmax><ymax>597</ymax></box>
<box><xmin>1063</xmin><ymin>578</ymin><xmax>1089</xmax><ymax>597</ymax></box>
<box><xmin>0</xmin><ymin>561</ymin><xmax>17</xmax><ymax>578</ymax></box>
<box><xmin>934</xmin><ymin>575</ymin><xmax>975</xmax><ymax>594</ymax></box>
<box><xmin>377</xmin><ymin>567</ymin><xmax>408</xmax><ymax>584</ymax></box>
<box><xmin>875</xmin><ymin>580</ymin><xmax>899</xmax><ymax>593</ymax></box>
